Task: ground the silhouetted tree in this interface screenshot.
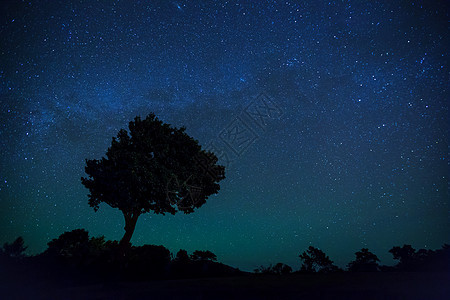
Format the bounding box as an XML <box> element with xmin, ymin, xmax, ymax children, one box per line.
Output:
<box><xmin>254</xmin><ymin>264</ymin><xmax>274</xmax><ymax>274</ymax></box>
<box><xmin>190</xmin><ymin>250</ymin><xmax>217</xmax><ymax>261</ymax></box>
<box><xmin>347</xmin><ymin>248</ymin><xmax>380</xmax><ymax>272</ymax></box>
<box><xmin>415</xmin><ymin>248</ymin><xmax>433</xmax><ymax>260</ymax></box>
<box><xmin>81</xmin><ymin>113</ymin><xmax>225</xmax><ymax>245</ymax></box>
<box><xmin>254</xmin><ymin>263</ymin><xmax>293</xmax><ymax>275</ymax></box>
<box><xmin>299</xmin><ymin>246</ymin><xmax>340</xmax><ymax>273</ymax></box>
<box><xmin>175</xmin><ymin>249</ymin><xmax>190</xmax><ymax>262</ymax></box>
<box><xmin>88</xmin><ymin>235</ymin><xmax>107</xmax><ymax>256</ymax></box>
<box><xmin>389</xmin><ymin>245</ymin><xmax>416</xmax><ymax>269</ymax></box>
<box><xmin>44</xmin><ymin>229</ymin><xmax>110</xmax><ymax>270</ymax></box>
<box><xmin>46</xmin><ymin>229</ymin><xmax>91</xmax><ymax>258</ymax></box>
<box><xmin>272</xmin><ymin>263</ymin><xmax>293</xmax><ymax>275</ymax></box>
<box><xmin>1</xmin><ymin>237</ymin><xmax>27</xmax><ymax>258</ymax></box>
<box><xmin>388</xmin><ymin>244</ymin><xmax>450</xmax><ymax>271</ymax></box>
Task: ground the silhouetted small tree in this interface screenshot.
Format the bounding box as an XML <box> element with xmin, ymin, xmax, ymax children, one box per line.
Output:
<box><xmin>190</xmin><ymin>250</ymin><xmax>217</xmax><ymax>261</ymax></box>
<box><xmin>389</xmin><ymin>244</ymin><xmax>450</xmax><ymax>271</ymax></box>
<box><xmin>175</xmin><ymin>249</ymin><xmax>190</xmax><ymax>262</ymax></box>
<box><xmin>254</xmin><ymin>264</ymin><xmax>274</xmax><ymax>274</ymax></box>
<box><xmin>1</xmin><ymin>237</ymin><xmax>27</xmax><ymax>258</ymax></box>
<box><xmin>389</xmin><ymin>244</ymin><xmax>416</xmax><ymax>269</ymax></box>
<box><xmin>88</xmin><ymin>236</ymin><xmax>107</xmax><ymax>256</ymax></box>
<box><xmin>299</xmin><ymin>246</ymin><xmax>340</xmax><ymax>273</ymax></box>
<box><xmin>347</xmin><ymin>248</ymin><xmax>380</xmax><ymax>272</ymax></box>
<box><xmin>46</xmin><ymin>229</ymin><xmax>91</xmax><ymax>259</ymax></box>
<box><xmin>272</xmin><ymin>263</ymin><xmax>293</xmax><ymax>275</ymax></box>
<box><xmin>44</xmin><ymin>229</ymin><xmax>110</xmax><ymax>271</ymax></box>
<box><xmin>81</xmin><ymin>113</ymin><xmax>225</xmax><ymax>246</ymax></box>
<box><xmin>254</xmin><ymin>263</ymin><xmax>293</xmax><ymax>275</ymax></box>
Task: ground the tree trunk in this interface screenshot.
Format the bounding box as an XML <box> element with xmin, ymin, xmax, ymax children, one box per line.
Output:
<box><xmin>120</xmin><ymin>212</ymin><xmax>140</xmax><ymax>246</ymax></box>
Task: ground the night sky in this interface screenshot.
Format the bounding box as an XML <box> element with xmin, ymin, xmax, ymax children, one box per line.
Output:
<box><xmin>0</xmin><ymin>0</ymin><xmax>448</xmax><ymax>271</ymax></box>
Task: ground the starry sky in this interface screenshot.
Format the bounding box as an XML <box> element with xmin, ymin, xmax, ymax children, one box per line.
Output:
<box><xmin>0</xmin><ymin>0</ymin><xmax>448</xmax><ymax>271</ymax></box>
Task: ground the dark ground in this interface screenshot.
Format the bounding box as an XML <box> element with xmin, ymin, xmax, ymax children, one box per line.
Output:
<box><xmin>2</xmin><ymin>271</ymin><xmax>449</xmax><ymax>299</ymax></box>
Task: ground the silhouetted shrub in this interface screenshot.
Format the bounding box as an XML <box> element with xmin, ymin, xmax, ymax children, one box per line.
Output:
<box><xmin>1</xmin><ymin>237</ymin><xmax>27</xmax><ymax>258</ymax></box>
<box><xmin>389</xmin><ymin>244</ymin><xmax>416</xmax><ymax>269</ymax></box>
<box><xmin>175</xmin><ymin>249</ymin><xmax>190</xmax><ymax>262</ymax></box>
<box><xmin>347</xmin><ymin>248</ymin><xmax>380</xmax><ymax>272</ymax></box>
<box><xmin>0</xmin><ymin>231</ymin><xmax>244</xmax><ymax>283</ymax></box>
<box><xmin>299</xmin><ymin>246</ymin><xmax>341</xmax><ymax>273</ymax></box>
<box><xmin>190</xmin><ymin>250</ymin><xmax>217</xmax><ymax>261</ymax></box>
<box><xmin>127</xmin><ymin>244</ymin><xmax>171</xmax><ymax>279</ymax></box>
<box><xmin>254</xmin><ymin>264</ymin><xmax>274</xmax><ymax>274</ymax></box>
<box><xmin>45</xmin><ymin>229</ymin><xmax>91</xmax><ymax>259</ymax></box>
<box><xmin>272</xmin><ymin>263</ymin><xmax>293</xmax><ymax>275</ymax></box>
<box><xmin>389</xmin><ymin>244</ymin><xmax>450</xmax><ymax>271</ymax></box>
<box><xmin>254</xmin><ymin>263</ymin><xmax>293</xmax><ymax>275</ymax></box>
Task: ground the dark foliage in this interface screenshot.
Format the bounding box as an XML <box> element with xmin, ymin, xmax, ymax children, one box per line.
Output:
<box><xmin>273</xmin><ymin>263</ymin><xmax>293</xmax><ymax>275</ymax></box>
<box><xmin>299</xmin><ymin>246</ymin><xmax>341</xmax><ymax>273</ymax></box>
<box><xmin>1</xmin><ymin>232</ymin><xmax>448</xmax><ymax>297</ymax></box>
<box><xmin>1</xmin><ymin>237</ymin><xmax>27</xmax><ymax>258</ymax></box>
<box><xmin>175</xmin><ymin>249</ymin><xmax>190</xmax><ymax>262</ymax></box>
<box><xmin>45</xmin><ymin>229</ymin><xmax>91</xmax><ymax>258</ymax></box>
<box><xmin>191</xmin><ymin>250</ymin><xmax>217</xmax><ymax>261</ymax></box>
<box><xmin>389</xmin><ymin>244</ymin><xmax>416</xmax><ymax>266</ymax></box>
<box><xmin>347</xmin><ymin>248</ymin><xmax>380</xmax><ymax>272</ymax></box>
<box><xmin>254</xmin><ymin>265</ymin><xmax>272</xmax><ymax>274</ymax></box>
<box><xmin>1</xmin><ymin>230</ymin><xmax>241</xmax><ymax>283</ymax></box>
<box><xmin>123</xmin><ymin>244</ymin><xmax>172</xmax><ymax>280</ymax></box>
<box><xmin>81</xmin><ymin>113</ymin><xmax>225</xmax><ymax>245</ymax></box>
<box><xmin>389</xmin><ymin>244</ymin><xmax>450</xmax><ymax>271</ymax></box>
<box><xmin>254</xmin><ymin>263</ymin><xmax>293</xmax><ymax>275</ymax></box>
<box><xmin>40</xmin><ymin>229</ymin><xmax>174</xmax><ymax>280</ymax></box>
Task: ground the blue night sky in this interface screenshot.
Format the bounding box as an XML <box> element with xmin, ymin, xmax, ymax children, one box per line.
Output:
<box><xmin>0</xmin><ymin>1</ymin><xmax>448</xmax><ymax>271</ymax></box>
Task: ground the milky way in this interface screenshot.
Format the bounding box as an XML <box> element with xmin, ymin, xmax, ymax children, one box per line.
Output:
<box><xmin>0</xmin><ymin>1</ymin><xmax>448</xmax><ymax>271</ymax></box>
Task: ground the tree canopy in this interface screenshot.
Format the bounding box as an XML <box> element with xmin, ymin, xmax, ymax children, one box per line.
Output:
<box><xmin>190</xmin><ymin>250</ymin><xmax>217</xmax><ymax>261</ymax></box>
<box><xmin>1</xmin><ymin>237</ymin><xmax>27</xmax><ymax>258</ymax></box>
<box><xmin>46</xmin><ymin>229</ymin><xmax>91</xmax><ymax>258</ymax></box>
<box><xmin>347</xmin><ymin>248</ymin><xmax>380</xmax><ymax>272</ymax></box>
<box><xmin>299</xmin><ymin>246</ymin><xmax>340</xmax><ymax>273</ymax></box>
<box><xmin>175</xmin><ymin>249</ymin><xmax>190</xmax><ymax>262</ymax></box>
<box><xmin>389</xmin><ymin>245</ymin><xmax>416</xmax><ymax>265</ymax></box>
<box><xmin>81</xmin><ymin>113</ymin><xmax>225</xmax><ymax>245</ymax></box>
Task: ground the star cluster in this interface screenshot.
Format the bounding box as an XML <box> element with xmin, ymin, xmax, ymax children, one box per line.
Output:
<box><xmin>0</xmin><ymin>1</ymin><xmax>448</xmax><ymax>271</ymax></box>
